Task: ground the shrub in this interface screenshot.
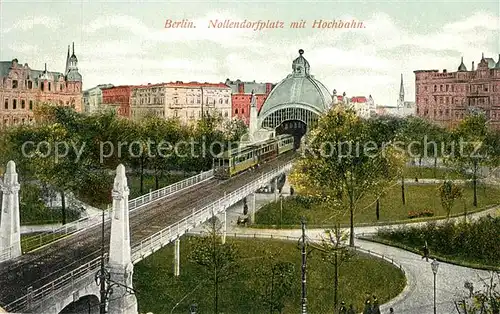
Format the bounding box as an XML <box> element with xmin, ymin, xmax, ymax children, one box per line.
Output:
<box><xmin>407</xmin><ymin>209</ymin><xmax>434</xmax><ymax>219</ymax></box>
<box><xmin>377</xmin><ymin>216</ymin><xmax>500</xmax><ymax>267</ymax></box>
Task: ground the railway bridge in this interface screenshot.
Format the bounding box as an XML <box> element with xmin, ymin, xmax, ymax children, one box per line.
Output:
<box><xmin>0</xmin><ymin>154</ymin><xmax>294</xmax><ymax>313</ymax></box>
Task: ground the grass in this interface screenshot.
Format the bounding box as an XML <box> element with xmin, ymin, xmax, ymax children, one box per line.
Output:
<box><xmin>134</xmin><ymin>237</ymin><xmax>406</xmax><ymax>314</ymax></box>
<box><xmin>254</xmin><ymin>184</ymin><xmax>500</xmax><ymax>227</ymax></box>
<box><xmin>128</xmin><ymin>173</ymin><xmax>189</xmax><ymax>199</ymax></box>
<box><xmin>403</xmin><ymin>166</ymin><xmax>469</xmax><ymax>180</ymax></box>
<box><xmin>21</xmin><ymin>206</ymin><xmax>81</xmax><ymax>226</ymax></box>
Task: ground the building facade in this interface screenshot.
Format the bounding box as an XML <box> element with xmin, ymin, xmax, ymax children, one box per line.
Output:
<box><xmin>130</xmin><ymin>83</ymin><xmax>166</xmax><ymax>120</ymax></box>
<box><xmin>164</xmin><ymin>82</ymin><xmax>232</xmax><ymax>124</ymax></box>
<box><xmin>225</xmin><ymin>79</ymin><xmax>274</xmax><ymax>125</ymax></box>
<box><xmin>83</xmin><ymin>84</ymin><xmax>114</xmax><ymax>114</ymax></box>
<box><xmin>414</xmin><ymin>53</ymin><xmax>500</xmax><ymax>128</ymax></box>
<box><xmin>102</xmin><ymin>85</ymin><xmax>133</xmax><ymax>118</ymax></box>
<box><xmin>0</xmin><ymin>43</ymin><xmax>83</xmax><ymax>127</ymax></box>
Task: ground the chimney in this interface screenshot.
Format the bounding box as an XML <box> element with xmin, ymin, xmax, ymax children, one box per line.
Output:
<box><xmin>443</xmin><ymin>69</ymin><xmax>447</xmax><ymax>73</ymax></box>
<box><xmin>238</xmin><ymin>83</ymin><xmax>244</xmax><ymax>93</ymax></box>
<box><xmin>472</xmin><ymin>61</ymin><xmax>475</xmax><ymax>71</ymax></box>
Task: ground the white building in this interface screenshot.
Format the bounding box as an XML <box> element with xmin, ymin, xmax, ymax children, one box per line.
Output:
<box><xmin>332</xmin><ymin>89</ymin><xmax>374</xmax><ymax>119</ymax></box>
<box><xmin>82</xmin><ymin>84</ymin><xmax>114</xmax><ymax>113</ymax></box>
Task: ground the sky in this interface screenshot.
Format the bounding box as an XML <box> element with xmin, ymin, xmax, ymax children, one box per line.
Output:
<box><xmin>0</xmin><ymin>0</ymin><xmax>499</xmax><ymax>106</ymax></box>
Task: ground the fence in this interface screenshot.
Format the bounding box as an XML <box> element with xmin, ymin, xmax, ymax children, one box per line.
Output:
<box><xmin>218</xmin><ymin>232</ymin><xmax>406</xmax><ymax>275</ymax></box>
<box><xmin>3</xmin><ymin>164</ymin><xmax>289</xmax><ymax>312</ymax></box>
<box><xmin>130</xmin><ymin>162</ymin><xmax>293</xmax><ymax>263</ymax></box>
<box><xmin>17</xmin><ymin>169</ymin><xmax>214</xmax><ymax>254</ymax></box>
<box><xmin>4</xmin><ymin>254</ymin><xmax>106</xmax><ymax>313</ymax></box>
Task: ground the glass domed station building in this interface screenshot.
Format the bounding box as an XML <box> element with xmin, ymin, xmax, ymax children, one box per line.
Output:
<box><xmin>256</xmin><ymin>49</ymin><xmax>332</xmax><ymax>147</ymax></box>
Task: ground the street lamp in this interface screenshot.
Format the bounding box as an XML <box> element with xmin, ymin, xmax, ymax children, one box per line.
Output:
<box><xmin>279</xmin><ymin>194</ymin><xmax>283</xmax><ymax>229</ymax></box>
<box><xmin>431</xmin><ymin>259</ymin><xmax>439</xmax><ymax>314</ymax></box>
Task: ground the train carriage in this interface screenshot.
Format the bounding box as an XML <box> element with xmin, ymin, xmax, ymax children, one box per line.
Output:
<box><xmin>213</xmin><ymin>134</ymin><xmax>295</xmax><ymax>179</ymax></box>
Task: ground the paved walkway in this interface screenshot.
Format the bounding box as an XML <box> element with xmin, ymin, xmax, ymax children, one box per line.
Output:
<box><xmin>189</xmin><ymin>180</ymin><xmax>499</xmax><ymax>314</ymax></box>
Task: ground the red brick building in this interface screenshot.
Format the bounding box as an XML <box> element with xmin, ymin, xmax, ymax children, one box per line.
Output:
<box><xmin>414</xmin><ymin>53</ymin><xmax>500</xmax><ymax>128</ymax></box>
<box><xmin>0</xmin><ymin>43</ymin><xmax>83</xmax><ymax>127</ymax></box>
<box><xmin>101</xmin><ymin>85</ymin><xmax>133</xmax><ymax>118</ymax></box>
<box><xmin>225</xmin><ymin>79</ymin><xmax>274</xmax><ymax>125</ymax></box>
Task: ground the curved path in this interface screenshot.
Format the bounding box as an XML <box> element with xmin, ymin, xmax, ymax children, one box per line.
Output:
<box><xmin>226</xmin><ymin>226</ymin><xmax>495</xmax><ymax>314</ymax></box>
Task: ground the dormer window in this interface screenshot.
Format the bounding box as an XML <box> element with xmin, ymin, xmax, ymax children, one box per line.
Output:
<box><xmin>12</xmin><ymin>80</ymin><xmax>18</xmax><ymax>89</ymax></box>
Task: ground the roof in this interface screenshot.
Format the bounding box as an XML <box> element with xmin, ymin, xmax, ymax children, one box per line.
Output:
<box><xmin>0</xmin><ymin>60</ymin><xmax>65</xmax><ymax>81</ymax></box>
<box><xmin>484</xmin><ymin>58</ymin><xmax>496</xmax><ymax>69</ymax></box>
<box><xmin>168</xmin><ymin>81</ymin><xmax>230</xmax><ymax>88</ymax></box>
<box><xmin>350</xmin><ymin>96</ymin><xmax>367</xmax><ymax>103</ymax></box>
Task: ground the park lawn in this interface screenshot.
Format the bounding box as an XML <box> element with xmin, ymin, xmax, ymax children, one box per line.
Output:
<box><xmin>134</xmin><ymin>237</ymin><xmax>406</xmax><ymax>314</ymax></box>
<box><xmin>403</xmin><ymin>166</ymin><xmax>468</xmax><ymax>180</ymax></box>
<box><xmin>254</xmin><ymin>184</ymin><xmax>500</xmax><ymax>226</ymax></box>
<box><xmin>128</xmin><ymin>173</ymin><xmax>189</xmax><ymax>199</ymax></box>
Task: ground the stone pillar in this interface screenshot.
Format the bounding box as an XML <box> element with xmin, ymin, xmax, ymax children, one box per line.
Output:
<box><xmin>174</xmin><ymin>237</ymin><xmax>180</xmax><ymax>277</ymax></box>
<box><xmin>108</xmin><ymin>164</ymin><xmax>138</xmax><ymax>314</ymax></box>
<box><xmin>0</xmin><ymin>161</ymin><xmax>21</xmax><ymax>260</ymax></box>
<box><xmin>250</xmin><ymin>193</ymin><xmax>256</xmax><ymax>223</ymax></box>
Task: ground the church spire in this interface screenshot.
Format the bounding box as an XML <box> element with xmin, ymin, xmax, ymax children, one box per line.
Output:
<box><xmin>399</xmin><ymin>73</ymin><xmax>404</xmax><ymax>101</ymax></box>
<box><xmin>65</xmin><ymin>45</ymin><xmax>70</xmax><ymax>74</ymax></box>
<box><xmin>72</xmin><ymin>42</ymin><xmax>75</xmax><ymax>57</ymax></box>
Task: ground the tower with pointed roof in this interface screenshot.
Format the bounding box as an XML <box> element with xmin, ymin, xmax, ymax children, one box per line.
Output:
<box><xmin>65</xmin><ymin>42</ymin><xmax>82</xmax><ymax>100</ymax></box>
<box><xmin>397</xmin><ymin>74</ymin><xmax>404</xmax><ymax>109</ymax></box>
<box><xmin>458</xmin><ymin>57</ymin><xmax>467</xmax><ymax>71</ymax></box>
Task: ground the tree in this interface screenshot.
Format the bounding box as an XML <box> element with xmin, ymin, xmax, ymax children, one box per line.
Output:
<box><xmin>315</xmin><ymin>224</ymin><xmax>352</xmax><ymax>311</ymax></box>
<box><xmin>446</xmin><ymin>114</ymin><xmax>493</xmax><ymax>207</ymax></box>
<box><xmin>189</xmin><ymin>217</ymin><xmax>239</xmax><ymax>314</ymax></box>
<box><xmin>439</xmin><ymin>180</ymin><xmax>463</xmax><ymax>219</ymax></box>
<box><xmin>257</xmin><ymin>260</ymin><xmax>295</xmax><ymax>314</ymax></box>
<box><xmin>289</xmin><ymin>107</ymin><xmax>405</xmax><ymax>246</ymax></box>
<box><xmin>454</xmin><ymin>273</ymin><xmax>500</xmax><ymax>314</ymax></box>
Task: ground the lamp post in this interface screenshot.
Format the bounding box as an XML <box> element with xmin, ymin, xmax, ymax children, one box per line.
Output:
<box><xmin>279</xmin><ymin>194</ymin><xmax>283</xmax><ymax>229</ymax></box>
<box><xmin>431</xmin><ymin>259</ymin><xmax>439</xmax><ymax>314</ymax></box>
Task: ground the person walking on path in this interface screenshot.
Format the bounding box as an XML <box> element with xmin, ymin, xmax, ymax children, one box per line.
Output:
<box><xmin>363</xmin><ymin>298</ymin><xmax>373</xmax><ymax>314</ymax></box>
<box><xmin>372</xmin><ymin>295</ymin><xmax>381</xmax><ymax>314</ymax></box>
<box><xmin>389</xmin><ymin>308</ymin><xmax>394</xmax><ymax>313</ymax></box>
<box><xmin>347</xmin><ymin>304</ymin><xmax>355</xmax><ymax>314</ymax></box>
<box><xmin>421</xmin><ymin>240</ymin><xmax>430</xmax><ymax>262</ymax></box>
<box><xmin>339</xmin><ymin>301</ymin><xmax>347</xmax><ymax>314</ymax></box>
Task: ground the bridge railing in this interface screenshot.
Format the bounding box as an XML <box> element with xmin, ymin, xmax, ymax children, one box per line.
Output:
<box><xmin>131</xmin><ymin>162</ymin><xmax>293</xmax><ymax>263</ymax></box>
<box><xmin>4</xmin><ymin>165</ymin><xmax>287</xmax><ymax>312</ymax></box>
<box><xmin>220</xmin><ymin>232</ymin><xmax>406</xmax><ymax>275</ymax></box>
<box><xmin>4</xmin><ymin>255</ymin><xmax>105</xmax><ymax>313</ymax></box>
<box><xmin>19</xmin><ymin>169</ymin><xmax>214</xmax><ymax>253</ymax></box>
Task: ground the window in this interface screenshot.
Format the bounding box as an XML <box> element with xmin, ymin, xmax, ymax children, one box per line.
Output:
<box><xmin>4</xmin><ymin>99</ymin><xmax>8</xmax><ymax>109</ymax></box>
<box><xmin>242</xmin><ymin>108</ymin><xmax>245</xmax><ymax>114</ymax></box>
<box><xmin>12</xmin><ymin>80</ymin><xmax>18</xmax><ymax>89</ymax></box>
<box><xmin>60</xmin><ymin>84</ymin><xmax>63</xmax><ymax>91</ymax></box>
<box><xmin>29</xmin><ymin>100</ymin><xmax>33</xmax><ymax>110</ymax></box>
<box><xmin>48</xmin><ymin>82</ymin><xmax>51</xmax><ymax>91</ymax></box>
<box><xmin>225</xmin><ymin>99</ymin><xmax>229</xmax><ymax>104</ymax></box>
<box><xmin>13</xmin><ymin>99</ymin><xmax>17</xmax><ymax>109</ymax></box>
<box><xmin>41</xmin><ymin>82</ymin><xmax>44</xmax><ymax>91</ymax></box>
<box><xmin>434</xmin><ymin>85</ymin><xmax>437</xmax><ymax>92</ymax></box>
<box><xmin>28</xmin><ymin>81</ymin><xmax>32</xmax><ymax>89</ymax></box>
<box><xmin>21</xmin><ymin>100</ymin><xmax>25</xmax><ymax>109</ymax></box>
<box><xmin>235</xmin><ymin>109</ymin><xmax>238</xmax><ymax>114</ymax></box>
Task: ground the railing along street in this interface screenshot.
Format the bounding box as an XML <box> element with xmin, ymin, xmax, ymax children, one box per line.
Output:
<box><xmin>19</xmin><ymin>169</ymin><xmax>214</xmax><ymax>253</ymax></box>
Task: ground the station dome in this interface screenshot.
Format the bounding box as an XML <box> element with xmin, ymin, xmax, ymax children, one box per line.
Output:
<box><xmin>258</xmin><ymin>49</ymin><xmax>332</xmax><ymax>119</ymax></box>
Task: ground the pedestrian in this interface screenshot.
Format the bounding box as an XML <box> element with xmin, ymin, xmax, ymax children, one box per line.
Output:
<box><xmin>363</xmin><ymin>299</ymin><xmax>372</xmax><ymax>314</ymax></box>
<box><xmin>421</xmin><ymin>240</ymin><xmax>429</xmax><ymax>262</ymax></box>
<box><xmin>372</xmin><ymin>295</ymin><xmax>380</xmax><ymax>314</ymax></box>
<box><xmin>339</xmin><ymin>301</ymin><xmax>347</xmax><ymax>314</ymax></box>
<box><xmin>389</xmin><ymin>308</ymin><xmax>394</xmax><ymax>313</ymax></box>
<box><xmin>347</xmin><ymin>304</ymin><xmax>355</xmax><ymax>314</ymax></box>
<box><xmin>290</xmin><ymin>186</ymin><xmax>294</xmax><ymax>196</ymax></box>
